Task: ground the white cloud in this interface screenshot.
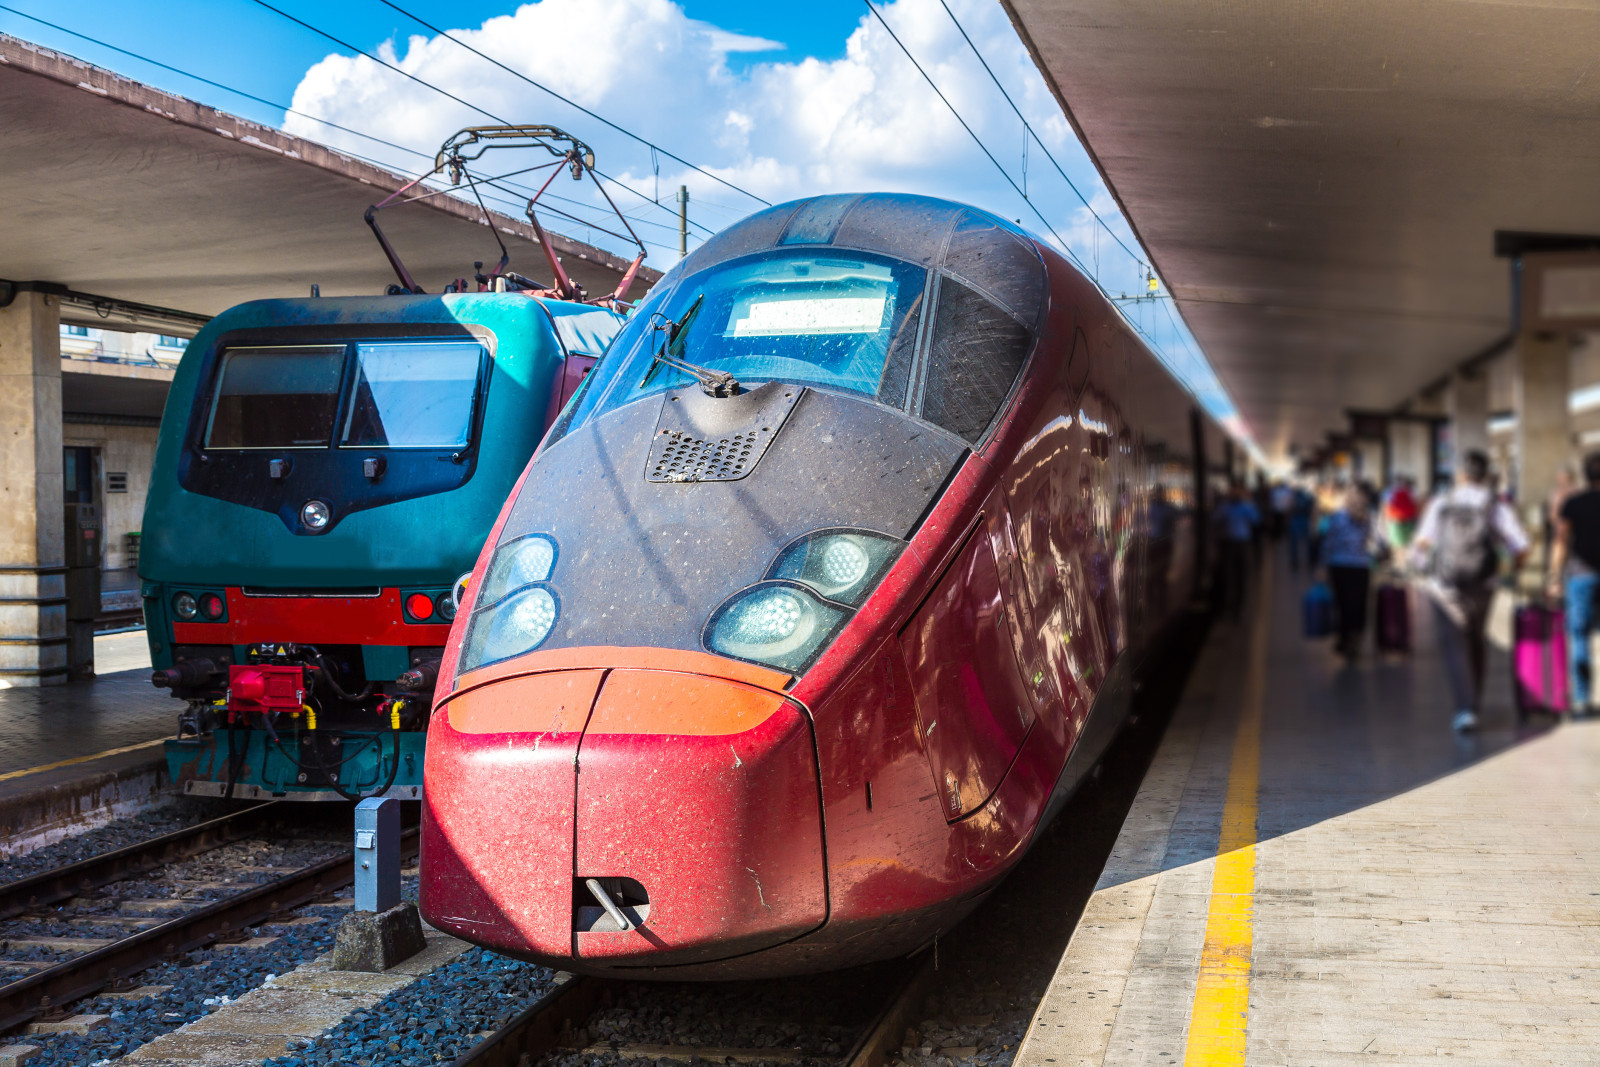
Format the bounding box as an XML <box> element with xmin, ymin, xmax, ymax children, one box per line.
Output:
<box><xmin>282</xmin><ymin>0</ymin><xmax>1236</xmax><ymax>421</ymax></box>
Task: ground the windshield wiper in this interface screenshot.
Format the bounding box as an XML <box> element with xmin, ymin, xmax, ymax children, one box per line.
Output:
<box><xmin>647</xmin><ymin>294</ymin><xmax>740</xmax><ymax>398</ymax></box>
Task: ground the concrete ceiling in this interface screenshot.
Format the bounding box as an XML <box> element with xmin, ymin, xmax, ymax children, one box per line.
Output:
<box><xmin>1000</xmin><ymin>0</ymin><xmax>1600</xmax><ymax>462</ymax></box>
<box><xmin>0</xmin><ymin>34</ymin><xmax>655</xmax><ymax>325</ymax></box>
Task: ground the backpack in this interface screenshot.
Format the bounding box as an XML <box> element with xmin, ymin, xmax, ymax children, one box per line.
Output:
<box><xmin>1434</xmin><ymin>495</ymin><xmax>1498</xmax><ymax>587</ymax></box>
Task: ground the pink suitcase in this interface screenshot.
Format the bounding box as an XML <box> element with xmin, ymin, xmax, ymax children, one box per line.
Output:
<box><xmin>1513</xmin><ymin>603</ymin><xmax>1568</xmax><ymax>717</ymax></box>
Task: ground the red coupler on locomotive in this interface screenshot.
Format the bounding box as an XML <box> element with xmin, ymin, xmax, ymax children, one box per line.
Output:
<box><xmin>227</xmin><ymin>664</ymin><xmax>307</xmax><ymax>716</ymax></box>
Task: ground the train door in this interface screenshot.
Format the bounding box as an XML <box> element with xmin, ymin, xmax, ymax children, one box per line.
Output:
<box><xmin>899</xmin><ymin>511</ymin><xmax>1037</xmax><ymax>822</ymax></box>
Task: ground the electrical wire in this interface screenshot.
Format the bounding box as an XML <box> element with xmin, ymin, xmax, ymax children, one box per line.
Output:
<box><xmin>935</xmin><ymin>0</ymin><xmax>1142</xmax><ymax>265</ymax></box>
<box><xmin>248</xmin><ymin>0</ymin><xmax>710</xmax><ymax>239</ymax></box>
<box><xmin>376</xmin><ymin>0</ymin><xmax>769</xmax><ymax>208</ymax></box>
<box><xmin>0</xmin><ymin>2</ymin><xmax>679</xmax><ymax>246</ymax></box>
<box><xmin>864</xmin><ymin>0</ymin><xmax>1208</xmax><ymax>381</ymax></box>
<box><xmin>862</xmin><ymin>0</ymin><xmax>1088</xmax><ymax>276</ymax></box>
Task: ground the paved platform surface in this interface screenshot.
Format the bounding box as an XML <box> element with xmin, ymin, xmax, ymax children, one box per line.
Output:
<box><xmin>1016</xmin><ymin>552</ymin><xmax>1600</xmax><ymax>1066</ymax></box>
<box><xmin>0</xmin><ymin>631</ymin><xmax>169</xmax><ymax>779</ymax></box>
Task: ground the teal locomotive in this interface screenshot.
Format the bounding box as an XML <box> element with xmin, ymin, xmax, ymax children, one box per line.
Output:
<box><xmin>142</xmin><ymin>292</ymin><xmax>622</xmax><ymax>798</ymax></box>
<box><xmin>141</xmin><ymin>123</ymin><xmax>648</xmax><ymax>799</ymax></box>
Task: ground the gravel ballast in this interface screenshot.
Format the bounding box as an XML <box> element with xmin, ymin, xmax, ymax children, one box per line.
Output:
<box><xmin>265</xmin><ymin>945</ymin><xmax>557</xmax><ymax>1067</ymax></box>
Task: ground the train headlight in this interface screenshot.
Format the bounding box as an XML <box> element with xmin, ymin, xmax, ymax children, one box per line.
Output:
<box><xmin>768</xmin><ymin>530</ymin><xmax>901</xmax><ymax>607</ymax></box>
<box><xmin>435</xmin><ymin>591</ymin><xmax>458</xmax><ymax>621</ymax></box>
<box><xmin>300</xmin><ymin>500</ymin><xmax>331</xmax><ymax>530</ymax></box>
<box><xmin>172</xmin><ymin>592</ymin><xmax>198</xmax><ymax>620</ymax></box>
<box><xmin>477</xmin><ymin>534</ymin><xmax>557</xmax><ymax>606</ymax></box>
<box><xmin>459</xmin><ymin>585</ymin><xmax>559</xmax><ymax>671</ymax></box>
<box><xmin>705</xmin><ymin>582</ymin><xmax>848</xmax><ymax>673</ymax></box>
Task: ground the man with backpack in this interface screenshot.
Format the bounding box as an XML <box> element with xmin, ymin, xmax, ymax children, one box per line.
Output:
<box><xmin>1546</xmin><ymin>451</ymin><xmax>1600</xmax><ymax>714</ymax></box>
<box><xmin>1412</xmin><ymin>451</ymin><xmax>1529</xmax><ymax>732</ymax></box>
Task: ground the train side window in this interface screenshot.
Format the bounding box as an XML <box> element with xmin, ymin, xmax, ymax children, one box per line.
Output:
<box><xmin>342</xmin><ymin>341</ymin><xmax>484</xmax><ymax>449</ymax></box>
<box><xmin>919</xmin><ymin>278</ymin><xmax>1033</xmax><ymax>443</ymax></box>
<box><xmin>205</xmin><ymin>345</ymin><xmax>346</xmax><ymax>449</ymax></box>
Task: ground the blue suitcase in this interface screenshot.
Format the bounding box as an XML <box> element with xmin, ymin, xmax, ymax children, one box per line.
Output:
<box><xmin>1303</xmin><ymin>582</ymin><xmax>1334</xmax><ymax>638</ymax></box>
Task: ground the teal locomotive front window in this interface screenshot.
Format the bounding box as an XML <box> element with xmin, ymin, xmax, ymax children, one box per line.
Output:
<box><xmin>202</xmin><ymin>338</ymin><xmax>489</xmax><ymax>452</ymax></box>
<box><xmin>205</xmin><ymin>345</ymin><xmax>346</xmax><ymax>449</ymax></box>
<box><xmin>342</xmin><ymin>341</ymin><xmax>482</xmax><ymax>449</ymax></box>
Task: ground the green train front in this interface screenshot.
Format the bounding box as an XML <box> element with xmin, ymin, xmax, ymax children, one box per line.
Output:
<box><xmin>141</xmin><ymin>293</ymin><xmax>620</xmax><ymax>800</ymax></box>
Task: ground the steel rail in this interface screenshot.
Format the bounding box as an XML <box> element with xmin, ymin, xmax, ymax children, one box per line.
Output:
<box><xmin>449</xmin><ymin>973</ymin><xmax>608</xmax><ymax>1067</ymax></box>
<box><xmin>0</xmin><ymin>803</ymin><xmax>280</xmax><ymax>922</ymax></box>
<box><xmin>0</xmin><ymin>827</ymin><xmax>418</xmax><ymax>1032</ymax></box>
<box><xmin>451</xmin><ymin>953</ymin><xmax>933</xmax><ymax>1067</ymax></box>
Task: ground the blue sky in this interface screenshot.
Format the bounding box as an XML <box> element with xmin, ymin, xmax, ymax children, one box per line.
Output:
<box><xmin>0</xmin><ymin>0</ymin><xmax>1246</xmax><ymax>435</ymax></box>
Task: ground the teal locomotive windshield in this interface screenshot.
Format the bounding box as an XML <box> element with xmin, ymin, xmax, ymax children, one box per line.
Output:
<box><xmin>570</xmin><ymin>250</ymin><xmax>926</xmax><ymax>428</ymax></box>
<box><xmin>343</xmin><ymin>341</ymin><xmax>483</xmax><ymax>448</ymax></box>
<box><xmin>206</xmin><ymin>345</ymin><xmax>345</xmax><ymax>449</ymax></box>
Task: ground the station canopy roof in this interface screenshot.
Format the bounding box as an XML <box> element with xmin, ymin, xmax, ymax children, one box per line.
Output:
<box><xmin>0</xmin><ymin>34</ymin><xmax>657</xmax><ymax>332</ymax></box>
<box><xmin>1001</xmin><ymin>0</ymin><xmax>1600</xmax><ymax>462</ymax></box>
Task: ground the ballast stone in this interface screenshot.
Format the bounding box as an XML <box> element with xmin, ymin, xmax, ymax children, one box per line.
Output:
<box><xmin>329</xmin><ymin>902</ymin><xmax>426</xmax><ymax>972</ymax></box>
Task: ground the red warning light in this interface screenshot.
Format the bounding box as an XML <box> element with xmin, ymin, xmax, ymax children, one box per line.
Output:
<box><xmin>405</xmin><ymin>593</ymin><xmax>435</xmax><ymax>621</ymax></box>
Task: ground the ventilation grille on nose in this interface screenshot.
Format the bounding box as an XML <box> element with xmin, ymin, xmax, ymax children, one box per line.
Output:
<box><xmin>644</xmin><ymin>382</ymin><xmax>802</xmax><ymax>484</ymax></box>
<box><xmin>649</xmin><ymin>426</ymin><xmax>773</xmax><ymax>483</ymax></box>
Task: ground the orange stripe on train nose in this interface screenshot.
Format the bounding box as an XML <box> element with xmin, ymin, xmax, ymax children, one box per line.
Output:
<box><xmin>587</xmin><ymin>671</ymin><xmax>786</xmax><ymax>736</ymax></box>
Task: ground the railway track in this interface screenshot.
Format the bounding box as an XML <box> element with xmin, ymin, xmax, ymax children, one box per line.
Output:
<box><xmin>452</xmin><ymin>955</ymin><xmax>936</xmax><ymax>1067</ymax></box>
<box><xmin>0</xmin><ymin>803</ymin><xmax>408</xmax><ymax>1034</ymax></box>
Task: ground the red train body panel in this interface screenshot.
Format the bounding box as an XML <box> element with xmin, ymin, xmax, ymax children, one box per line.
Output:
<box><xmin>420</xmin><ymin>193</ymin><xmax>1216</xmax><ymax>977</ymax></box>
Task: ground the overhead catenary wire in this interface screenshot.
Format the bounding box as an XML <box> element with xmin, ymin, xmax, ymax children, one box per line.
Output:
<box><xmin>376</xmin><ymin>0</ymin><xmax>769</xmax><ymax>209</ymax></box>
<box><xmin>861</xmin><ymin>1</ymin><xmax>1087</xmax><ymax>276</ymax></box>
<box><xmin>862</xmin><ymin>1</ymin><xmax>1192</xmax><ymax>372</ymax></box>
<box><xmin>247</xmin><ymin>0</ymin><xmax>714</xmax><ymax>239</ymax></box>
<box><xmin>935</xmin><ymin>0</ymin><xmax>1142</xmax><ymax>265</ymax></box>
<box><xmin>0</xmin><ymin>2</ymin><xmax>692</xmax><ymax>246</ymax></box>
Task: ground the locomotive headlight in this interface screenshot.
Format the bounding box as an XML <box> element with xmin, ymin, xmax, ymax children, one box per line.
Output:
<box><xmin>459</xmin><ymin>585</ymin><xmax>559</xmax><ymax>671</ymax></box>
<box><xmin>768</xmin><ymin>530</ymin><xmax>902</xmax><ymax>606</ymax></box>
<box><xmin>300</xmin><ymin>500</ymin><xmax>331</xmax><ymax>530</ymax></box>
<box><xmin>477</xmin><ymin>534</ymin><xmax>557</xmax><ymax>605</ymax></box>
<box><xmin>172</xmin><ymin>592</ymin><xmax>198</xmax><ymax>620</ymax></box>
<box><xmin>705</xmin><ymin>582</ymin><xmax>848</xmax><ymax>674</ymax></box>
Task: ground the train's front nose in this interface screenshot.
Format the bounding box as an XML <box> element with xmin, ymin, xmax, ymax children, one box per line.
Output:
<box><xmin>420</xmin><ymin>655</ymin><xmax>826</xmax><ymax>970</ymax></box>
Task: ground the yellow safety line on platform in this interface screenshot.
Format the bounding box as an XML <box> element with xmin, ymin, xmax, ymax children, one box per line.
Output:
<box><xmin>1182</xmin><ymin>561</ymin><xmax>1270</xmax><ymax>1065</ymax></box>
<box><xmin>0</xmin><ymin>737</ymin><xmax>171</xmax><ymax>783</ymax></box>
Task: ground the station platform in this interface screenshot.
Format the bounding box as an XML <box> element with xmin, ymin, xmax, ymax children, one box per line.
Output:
<box><xmin>0</xmin><ymin>630</ymin><xmax>169</xmax><ymax>781</ymax></box>
<box><xmin>1016</xmin><ymin>551</ymin><xmax>1599</xmax><ymax>1066</ymax></box>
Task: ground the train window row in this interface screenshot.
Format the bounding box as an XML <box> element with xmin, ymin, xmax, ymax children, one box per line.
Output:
<box><xmin>205</xmin><ymin>339</ymin><xmax>485</xmax><ymax>451</ymax></box>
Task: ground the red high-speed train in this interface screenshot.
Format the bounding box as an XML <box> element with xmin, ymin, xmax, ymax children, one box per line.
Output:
<box><xmin>420</xmin><ymin>193</ymin><xmax>1226</xmax><ymax>978</ymax></box>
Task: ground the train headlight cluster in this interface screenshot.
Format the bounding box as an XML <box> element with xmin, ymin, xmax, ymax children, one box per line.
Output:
<box><xmin>769</xmin><ymin>530</ymin><xmax>901</xmax><ymax>606</ymax></box>
<box><xmin>477</xmin><ymin>535</ymin><xmax>557</xmax><ymax>604</ymax></box>
<box><xmin>456</xmin><ymin>535</ymin><xmax>561</xmax><ymax>673</ymax></box>
<box><xmin>706</xmin><ymin>529</ymin><xmax>903</xmax><ymax>674</ymax></box>
<box><xmin>462</xmin><ymin>586</ymin><xmax>559</xmax><ymax>670</ymax></box>
<box><xmin>706</xmin><ymin>583</ymin><xmax>847</xmax><ymax>673</ymax></box>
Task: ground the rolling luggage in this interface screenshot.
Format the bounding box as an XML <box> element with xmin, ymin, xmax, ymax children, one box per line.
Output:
<box><xmin>1513</xmin><ymin>602</ymin><xmax>1568</xmax><ymax>717</ymax></box>
<box><xmin>1303</xmin><ymin>581</ymin><xmax>1334</xmax><ymax>639</ymax></box>
<box><xmin>1375</xmin><ymin>582</ymin><xmax>1410</xmax><ymax>652</ymax></box>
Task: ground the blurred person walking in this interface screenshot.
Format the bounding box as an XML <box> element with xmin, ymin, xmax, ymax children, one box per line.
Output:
<box><xmin>1319</xmin><ymin>487</ymin><xmax>1379</xmax><ymax>660</ymax></box>
<box><xmin>1287</xmin><ymin>483</ymin><xmax>1316</xmax><ymax>573</ymax></box>
<box><xmin>1216</xmin><ymin>482</ymin><xmax>1261</xmax><ymax>622</ymax></box>
<box><xmin>1547</xmin><ymin>453</ymin><xmax>1600</xmax><ymax>714</ymax></box>
<box><xmin>1413</xmin><ymin>450</ymin><xmax>1530</xmax><ymax>732</ymax></box>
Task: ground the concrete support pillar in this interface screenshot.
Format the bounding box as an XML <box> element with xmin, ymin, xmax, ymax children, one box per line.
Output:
<box><xmin>1388</xmin><ymin>421</ymin><xmax>1431</xmax><ymax>487</ymax></box>
<box><xmin>1447</xmin><ymin>369</ymin><xmax>1489</xmax><ymax>477</ymax></box>
<box><xmin>0</xmin><ymin>291</ymin><xmax>66</xmax><ymax>685</ymax></box>
<box><xmin>1514</xmin><ymin>331</ymin><xmax>1573</xmax><ymax>530</ymax></box>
